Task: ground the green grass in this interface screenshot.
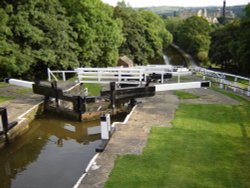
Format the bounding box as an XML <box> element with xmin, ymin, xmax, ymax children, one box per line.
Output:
<box><xmin>105</xmin><ymin>94</ymin><xmax>250</xmax><ymax>188</ymax></box>
<box><xmin>173</xmin><ymin>90</ymin><xmax>199</xmax><ymax>99</ymax></box>
<box><xmin>171</xmin><ymin>75</ymin><xmax>194</xmax><ymax>83</ymax></box>
<box><xmin>225</xmin><ymin>76</ymin><xmax>249</xmax><ymax>89</ymax></box>
<box><xmin>12</xmin><ymin>87</ymin><xmax>32</xmax><ymax>95</ymax></box>
<box><xmin>212</xmin><ymin>87</ymin><xmax>250</xmax><ymax>105</ymax></box>
<box><xmin>0</xmin><ymin>82</ymin><xmax>8</xmax><ymax>88</ymax></box>
<box><xmin>0</xmin><ymin>96</ymin><xmax>15</xmax><ymax>103</ymax></box>
<box><xmin>84</xmin><ymin>83</ymin><xmax>101</xmax><ymax>96</ymax></box>
<box><xmin>226</xmin><ymin>76</ymin><xmax>249</xmax><ymax>86</ymax></box>
<box><xmin>67</xmin><ymin>75</ymin><xmax>102</xmax><ymax>96</ymax></box>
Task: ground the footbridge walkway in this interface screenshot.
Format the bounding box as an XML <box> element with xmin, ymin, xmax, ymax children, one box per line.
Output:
<box><xmin>47</xmin><ymin>65</ymin><xmax>191</xmax><ymax>85</ymax></box>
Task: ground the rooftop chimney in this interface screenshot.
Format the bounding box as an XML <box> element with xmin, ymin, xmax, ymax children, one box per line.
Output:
<box><xmin>222</xmin><ymin>0</ymin><xmax>226</xmax><ymax>18</ymax></box>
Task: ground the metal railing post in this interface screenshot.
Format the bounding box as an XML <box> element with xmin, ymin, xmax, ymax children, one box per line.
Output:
<box><xmin>62</xmin><ymin>72</ymin><xmax>66</xmax><ymax>81</ymax></box>
<box><xmin>48</xmin><ymin>68</ymin><xmax>51</xmax><ymax>82</ymax></box>
<box><xmin>161</xmin><ymin>72</ymin><xmax>164</xmax><ymax>84</ymax></box>
<box><xmin>118</xmin><ymin>70</ymin><xmax>121</xmax><ymax>84</ymax></box>
<box><xmin>233</xmin><ymin>77</ymin><xmax>238</xmax><ymax>92</ymax></box>
<box><xmin>220</xmin><ymin>75</ymin><xmax>224</xmax><ymax>89</ymax></box>
<box><xmin>139</xmin><ymin>70</ymin><xmax>143</xmax><ymax>86</ymax></box>
<box><xmin>77</xmin><ymin>70</ymin><xmax>81</xmax><ymax>83</ymax></box>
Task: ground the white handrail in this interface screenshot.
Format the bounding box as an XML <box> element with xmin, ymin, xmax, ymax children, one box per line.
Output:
<box><xmin>47</xmin><ymin>66</ymin><xmax>191</xmax><ymax>84</ymax></box>
<box><xmin>193</xmin><ymin>66</ymin><xmax>250</xmax><ymax>96</ymax></box>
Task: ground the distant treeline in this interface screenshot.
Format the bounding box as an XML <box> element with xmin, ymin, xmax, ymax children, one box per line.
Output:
<box><xmin>165</xmin><ymin>4</ymin><xmax>250</xmax><ymax>75</ymax></box>
<box><xmin>0</xmin><ymin>0</ymin><xmax>172</xmax><ymax>79</ymax></box>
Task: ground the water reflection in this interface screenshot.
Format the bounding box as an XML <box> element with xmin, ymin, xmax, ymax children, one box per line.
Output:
<box><xmin>0</xmin><ymin>115</ymin><xmax>102</xmax><ymax>188</ymax></box>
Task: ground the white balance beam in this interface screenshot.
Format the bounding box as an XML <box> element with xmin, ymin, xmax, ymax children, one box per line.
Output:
<box><xmin>155</xmin><ymin>81</ymin><xmax>210</xmax><ymax>92</ymax></box>
<box><xmin>8</xmin><ymin>79</ymin><xmax>34</xmax><ymax>89</ymax></box>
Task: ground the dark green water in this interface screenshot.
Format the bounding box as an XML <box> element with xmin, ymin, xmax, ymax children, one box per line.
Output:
<box><xmin>0</xmin><ymin>115</ymin><xmax>103</xmax><ymax>188</ymax></box>
<box><xmin>150</xmin><ymin>45</ymin><xmax>187</xmax><ymax>65</ymax></box>
<box><xmin>164</xmin><ymin>45</ymin><xmax>187</xmax><ymax>66</ymax></box>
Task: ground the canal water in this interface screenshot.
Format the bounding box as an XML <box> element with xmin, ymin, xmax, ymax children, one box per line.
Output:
<box><xmin>164</xmin><ymin>45</ymin><xmax>187</xmax><ymax>66</ymax></box>
<box><xmin>0</xmin><ymin>115</ymin><xmax>106</xmax><ymax>188</ymax></box>
<box><xmin>0</xmin><ymin>45</ymin><xmax>186</xmax><ymax>188</ymax></box>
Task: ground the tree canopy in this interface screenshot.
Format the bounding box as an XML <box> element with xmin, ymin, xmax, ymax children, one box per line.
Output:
<box><xmin>0</xmin><ymin>0</ymin><xmax>173</xmax><ymax>79</ymax></box>
<box><xmin>0</xmin><ymin>0</ymin><xmax>81</xmax><ymax>79</ymax></box>
<box><xmin>114</xmin><ymin>4</ymin><xmax>172</xmax><ymax>65</ymax></box>
<box><xmin>175</xmin><ymin>16</ymin><xmax>211</xmax><ymax>64</ymax></box>
<box><xmin>209</xmin><ymin>3</ymin><xmax>250</xmax><ymax>74</ymax></box>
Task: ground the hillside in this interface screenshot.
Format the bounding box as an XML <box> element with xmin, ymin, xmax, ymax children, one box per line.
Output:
<box><xmin>142</xmin><ymin>5</ymin><xmax>246</xmax><ymax>18</ymax></box>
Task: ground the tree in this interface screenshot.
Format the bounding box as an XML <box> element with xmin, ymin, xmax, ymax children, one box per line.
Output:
<box><xmin>60</xmin><ymin>0</ymin><xmax>123</xmax><ymax>67</ymax></box>
<box><xmin>0</xmin><ymin>0</ymin><xmax>80</xmax><ymax>79</ymax></box>
<box><xmin>0</xmin><ymin>7</ymin><xmax>33</xmax><ymax>78</ymax></box>
<box><xmin>209</xmin><ymin>21</ymin><xmax>240</xmax><ymax>71</ymax></box>
<box><xmin>139</xmin><ymin>10</ymin><xmax>172</xmax><ymax>55</ymax></box>
<box><xmin>176</xmin><ymin>16</ymin><xmax>211</xmax><ymax>64</ymax></box>
<box><xmin>209</xmin><ymin>4</ymin><xmax>250</xmax><ymax>74</ymax></box>
<box><xmin>236</xmin><ymin>3</ymin><xmax>250</xmax><ymax>73</ymax></box>
<box><xmin>165</xmin><ymin>17</ymin><xmax>183</xmax><ymax>43</ymax></box>
<box><xmin>114</xmin><ymin>4</ymin><xmax>172</xmax><ymax>65</ymax></box>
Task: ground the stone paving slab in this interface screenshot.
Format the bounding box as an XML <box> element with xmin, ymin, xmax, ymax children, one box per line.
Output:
<box><xmin>0</xmin><ymin>81</ymin><xmax>77</xmax><ymax>122</ymax></box>
<box><xmin>179</xmin><ymin>88</ymin><xmax>240</xmax><ymax>105</ymax></box>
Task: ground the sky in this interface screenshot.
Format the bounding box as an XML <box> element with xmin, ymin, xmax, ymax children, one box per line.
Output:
<box><xmin>101</xmin><ymin>0</ymin><xmax>249</xmax><ymax>7</ymax></box>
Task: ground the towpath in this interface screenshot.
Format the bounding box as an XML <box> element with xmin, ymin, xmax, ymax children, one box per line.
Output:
<box><xmin>79</xmin><ymin>91</ymin><xmax>178</xmax><ymax>187</ymax></box>
<box><xmin>0</xmin><ymin>81</ymin><xmax>76</xmax><ymax>123</ymax></box>
<box><xmin>79</xmin><ymin>88</ymin><xmax>240</xmax><ymax>188</ymax></box>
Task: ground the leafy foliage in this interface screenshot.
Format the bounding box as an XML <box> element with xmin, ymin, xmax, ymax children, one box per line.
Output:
<box><xmin>61</xmin><ymin>0</ymin><xmax>124</xmax><ymax>67</ymax></box>
<box><xmin>209</xmin><ymin>21</ymin><xmax>240</xmax><ymax>71</ymax></box>
<box><xmin>0</xmin><ymin>0</ymin><xmax>173</xmax><ymax>79</ymax></box>
<box><xmin>0</xmin><ymin>0</ymin><xmax>79</xmax><ymax>79</ymax></box>
<box><xmin>175</xmin><ymin>16</ymin><xmax>211</xmax><ymax>64</ymax></box>
<box><xmin>165</xmin><ymin>17</ymin><xmax>183</xmax><ymax>43</ymax></box>
<box><xmin>114</xmin><ymin>3</ymin><xmax>172</xmax><ymax>65</ymax></box>
<box><xmin>209</xmin><ymin>3</ymin><xmax>250</xmax><ymax>74</ymax></box>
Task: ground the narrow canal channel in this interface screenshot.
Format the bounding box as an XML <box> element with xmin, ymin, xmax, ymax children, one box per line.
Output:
<box><xmin>0</xmin><ymin>115</ymin><xmax>104</xmax><ymax>188</ymax></box>
<box><xmin>0</xmin><ymin>44</ymin><xmax>187</xmax><ymax>188</ymax></box>
<box><xmin>164</xmin><ymin>45</ymin><xmax>188</xmax><ymax>66</ymax></box>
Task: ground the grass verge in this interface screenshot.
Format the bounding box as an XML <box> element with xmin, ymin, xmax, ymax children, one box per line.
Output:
<box><xmin>12</xmin><ymin>88</ymin><xmax>32</xmax><ymax>95</ymax></box>
<box><xmin>212</xmin><ymin>87</ymin><xmax>250</xmax><ymax>104</ymax></box>
<box><xmin>105</xmin><ymin>92</ymin><xmax>250</xmax><ymax>188</ymax></box>
<box><xmin>84</xmin><ymin>83</ymin><xmax>101</xmax><ymax>96</ymax></box>
<box><xmin>173</xmin><ymin>90</ymin><xmax>199</xmax><ymax>99</ymax></box>
<box><xmin>0</xmin><ymin>96</ymin><xmax>15</xmax><ymax>103</ymax></box>
<box><xmin>0</xmin><ymin>82</ymin><xmax>8</xmax><ymax>88</ymax></box>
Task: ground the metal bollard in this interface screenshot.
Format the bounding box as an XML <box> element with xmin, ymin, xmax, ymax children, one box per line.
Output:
<box><xmin>0</xmin><ymin>113</ymin><xmax>3</xmax><ymax>133</ymax></box>
<box><xmin>0</xmin><ymin>108</ymin><xmax>8</xmax><ymax>133</ymax></box>
<box><xmin>0</xmin><ymin>108</ymin><xmax>18</xmax><ymax>143</ymax></box>
<box><xmin>100</xmin><ymin>114</ymin><xmax>111</xmax><ymax>140</ymax></box>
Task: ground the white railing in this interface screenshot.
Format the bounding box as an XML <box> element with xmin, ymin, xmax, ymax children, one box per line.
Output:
<box><xmin>47</xmin><ymin>68</ymin><xmax>77</xmax><ymax>82</ymax></box>
<box><xmin>75</xmin><ymin>67</ymin><xmax>146</xmax><ymax>85</ymax></box>
<box><xmin>47</xmin><ymin>66</ymin><xmax>192</xmax><ymax>85</ymax></box>
<box><xmin>192</xmin><ymin>66</ymin><xmax>250</xmax><ymax>96</ymax></box>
